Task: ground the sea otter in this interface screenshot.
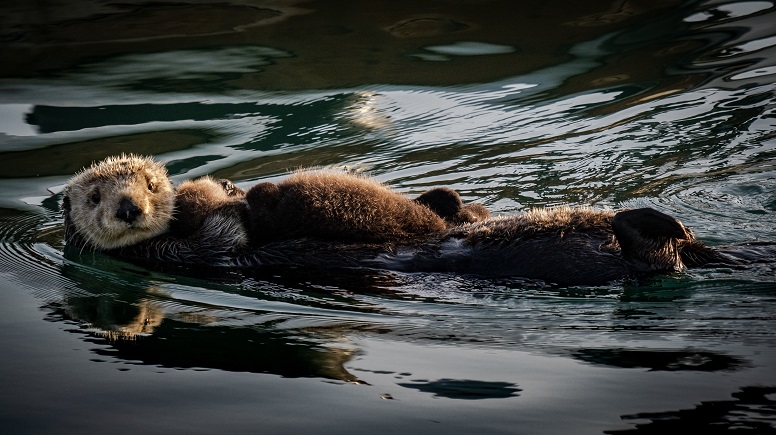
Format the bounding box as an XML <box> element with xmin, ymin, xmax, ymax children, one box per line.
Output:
<box><xmin>229</xmin><ymin>206</ymin><xmax>754</xmax><ymax>285</ymax></box>
<box><xmin>245</xmin><ymin>171</ymin><xmax>489</xmax><ymax>244</ymax></box>
<box><xmin>63</xmin><ymin>155</ymin><xmax>763</xmax><ymax>285</ymax></box>
<box><xmin>371</xmin><ymin>206</ymin><xmax>744</xmax><ymax>285</ymax></box>
<box><xmin>63</xmin><ymin>154</ymin><xmax>489</xmax><ymax>253</ymax></box>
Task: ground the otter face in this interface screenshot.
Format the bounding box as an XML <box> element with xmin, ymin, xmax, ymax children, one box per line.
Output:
<box><xmin>64</xmin><ymin>155</ymin><xmax>175</xmax><ymax>250</ymax></box>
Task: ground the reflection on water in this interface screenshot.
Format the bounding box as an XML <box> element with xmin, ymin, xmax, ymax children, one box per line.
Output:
<box><xmin>1</xmin><ymin>0</ymin><xmax>776</xmax><ymax>433</ymax></box>
<box><xmin>50</xmin><ymin>303</ymin><xmax>360</xmax><ymax>380</ymax></box>
<box><xmin>606</xmin><ymin>386</ymin><xmax>776</xmax><ymax>434</ymax></box>
<box><xmin>398</xmin><ymin>379</ymin><xmax>522</xmax><ymax>400</ymax></box>
<box><xmin>572</xmin><ymin>348</ymin><xmax>745</xmax><ymax>371</ymax></box>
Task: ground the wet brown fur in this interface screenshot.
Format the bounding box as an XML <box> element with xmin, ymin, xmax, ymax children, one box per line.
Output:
<box><xmin>63</xmin><ymin>156</ymin><xmax>745</xmax><ymax>285</ymax></box>
<box><xmin>414</xmin><ymin>186</ymin><xmax>490</xmax><ymax>226</ymax></box>
<box><xmin>246</xmin><ymin>171</ymin><xmax>452</xmax><ymax>244</ymax></box>
<box><xmin>63</xmin><ymin>156</ymin><xmax>487</xmax><ymax>252</ymax></box>
<box><xmin>454</xmin><ymin>207</ymin><xmax>618</xmax><ymax>243</ymax></box>
<box><xmin>170</xmin><ymin>176</ymin><xmax>248</xmax><ymax>239</ymax></box>
<box><xmin>425</xmin><ymin>206</ymin><xmax>728</xmax><ymax>283</ymax></box>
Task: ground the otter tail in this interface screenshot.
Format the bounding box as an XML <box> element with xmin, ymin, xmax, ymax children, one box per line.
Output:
<box><xmin>688</xmin><ymin>242</ymin><xmax>776</xmax><ymax>268</ymax></box>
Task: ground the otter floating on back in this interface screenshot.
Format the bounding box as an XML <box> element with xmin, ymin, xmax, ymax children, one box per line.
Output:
<box><xmin>63</xmin><ymin>155</ymin><xmax>761</xmax><ymax>286</ymax></box>
<box><xmin>233</xmin><ymin>206</ymin><xmax>753</xmax><ymax>286</ymax></box>
<box><xmin>63</xmin><ymin>154</ymin><xmax>488</xmax><ymax>261</ymax></box>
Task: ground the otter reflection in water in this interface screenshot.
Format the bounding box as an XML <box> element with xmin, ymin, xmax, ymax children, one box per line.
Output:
<box><xmin>55</xmin><ymin>263</ymin><xmax>360</xmax><ymax>380</ymax></box>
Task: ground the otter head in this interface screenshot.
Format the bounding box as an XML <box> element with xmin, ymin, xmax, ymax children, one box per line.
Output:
<box><xmin>63</xmin><ymin>154</ymin><xmax>175</xmax><ymax>250</ymax></box>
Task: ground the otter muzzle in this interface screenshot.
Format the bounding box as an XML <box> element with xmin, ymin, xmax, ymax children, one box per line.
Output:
<box><xmin>116</xmin><ymin>198</ymin><xmax>142</xmax><ymax>224</ymax></box>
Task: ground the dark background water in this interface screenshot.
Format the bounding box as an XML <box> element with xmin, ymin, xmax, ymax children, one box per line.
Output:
<box><xmin>1</xmin><ymin>1</ymin><xmax>775</xmax><ymax>433</ymax></box>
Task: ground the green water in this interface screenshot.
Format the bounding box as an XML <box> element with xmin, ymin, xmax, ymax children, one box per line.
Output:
<box><xmin>1</xmin><ymin>1</ymin><xmax>775</xmax><ymax>433</ymax></box>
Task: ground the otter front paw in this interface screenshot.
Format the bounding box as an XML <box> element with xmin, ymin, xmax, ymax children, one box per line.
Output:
<box><xmin>215</xmin><ymin>179</ymin><xmax>244</xmax><ymax>196</ymax></box>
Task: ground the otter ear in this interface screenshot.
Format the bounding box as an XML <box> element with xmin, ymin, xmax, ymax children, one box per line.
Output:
<box><xmin>62</xmin><ymin>195</ymin><xmax>71</xmax><ymax>214</ymax></box>
<box><xmin>612</xmin><ymin>208</ymin><xmax>689</xmax><ymax>253</ymax></box>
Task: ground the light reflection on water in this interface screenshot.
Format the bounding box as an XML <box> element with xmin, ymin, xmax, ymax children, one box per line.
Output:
<box><xmin>1</xmin><ymin>0</ymin><xmax>776</xmax><ymax>433</ymax></box>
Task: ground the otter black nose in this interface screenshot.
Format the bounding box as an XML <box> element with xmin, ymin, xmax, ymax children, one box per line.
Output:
<box><xmin>116</xmin><ymin>198</ymin><xmax>142</xmax><ymax>223</ymax></box>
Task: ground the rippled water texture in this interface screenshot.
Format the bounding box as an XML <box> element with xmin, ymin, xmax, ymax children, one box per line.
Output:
<box><xmin>1</xmin><ymin>1</ymin><xmax>775</xmax><ymax>433</ymax></box>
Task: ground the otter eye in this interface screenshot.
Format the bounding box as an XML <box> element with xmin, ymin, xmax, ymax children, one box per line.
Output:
<box><xmin>90</xmin><ymin>190</ymin><xmax>101</xmax><ymax>204</ymax></box>
<box><xmin>147</xmin><ymin>180</ymin><xmax>156</xmax><ymax>192</ymax></box>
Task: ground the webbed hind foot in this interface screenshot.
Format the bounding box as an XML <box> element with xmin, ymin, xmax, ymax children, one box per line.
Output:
<box><xmin>612</xmin><ymin>208</ymin><xmax>690</xmax><ymax>269</ymax></box>
<box><xmin>612</xmin><ymin>208</ymin><xmax>690</xmax><ymax>244</ymax></box>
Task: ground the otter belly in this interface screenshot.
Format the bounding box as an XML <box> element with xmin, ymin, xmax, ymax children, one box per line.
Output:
<box><xmin>109</xmin><ymin>214</ymin><xmax>645</xmax><ymax>285</ymax></box>
<box><xmin>374</xmin><ymin>233</ymin><xmax>632</xmax><ymax>285</ymax></box>
<box><xmin>75</xmin><ymin>205</ymin><xmax>759</xmax><ymax>286</ymax></box>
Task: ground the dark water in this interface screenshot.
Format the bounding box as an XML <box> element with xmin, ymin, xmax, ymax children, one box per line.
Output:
<box><xmin>1</xmin><ymin>1</ymin><xmax>775</xmax><ymax>433</ymax></box>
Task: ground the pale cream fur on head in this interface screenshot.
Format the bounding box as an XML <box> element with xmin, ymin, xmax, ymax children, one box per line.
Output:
<box><xmin>64</xmin><ymin>154</ymin><xmax>175</xmax><ymax>249</ymax></box>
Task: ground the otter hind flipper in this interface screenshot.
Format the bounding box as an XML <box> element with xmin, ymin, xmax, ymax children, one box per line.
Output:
<box><xmin>612</xmin><ymin>208</ymin><xmax>689</xmax><ymax>243</ymax></box>
<box><xmin>611</xmin><ymin>208</ymin><xmax>691</xmax><ymax>271</ymax></box>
